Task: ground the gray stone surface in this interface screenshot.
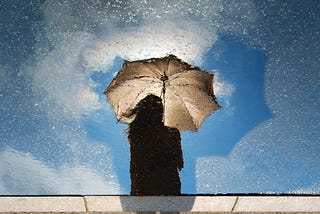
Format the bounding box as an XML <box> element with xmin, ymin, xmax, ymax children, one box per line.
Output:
<box><xmin>0</xmin><ymin>196</ymin><xmax>85</xmax><ymax>212</ymax></box>
<box><xmin>85</xmin><ymin>196</ymin><xmax>122</xmax><ymax>212</ymax></box>
<box><xmin>0</xmin><ymin>196</ymin><xmax>320</xmax><ymax>213</ymax></box>
<box><xmin>188</xmin><ymin>196</ymin><xmax>237</xmax><ymax>212</ymax></box>
<box><xmin>85</xmin><ymin>196</ymin><xmax>236</xmax><ymax>212</ymax></box>
<box><xmin>233</xmin><ymin>196</ymin><xmax>320</xmax><ymax>213</ymax></box>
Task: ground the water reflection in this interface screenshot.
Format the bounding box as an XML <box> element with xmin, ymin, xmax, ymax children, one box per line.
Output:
<box><xmin>1</xmin><ymin>0</ymin><xmax>319</xmax><ymax>195</ymax></box>
<box><xmin>181</xmin><ymin>35</ymin><xmax>272</xmax><ymax>193</ymax></box>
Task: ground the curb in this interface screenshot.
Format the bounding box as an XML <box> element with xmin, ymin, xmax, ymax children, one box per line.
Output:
<box><xmin>0</xmin><ymin>196</ymin><xmax>320</xmax><ymax>213</ymax></box>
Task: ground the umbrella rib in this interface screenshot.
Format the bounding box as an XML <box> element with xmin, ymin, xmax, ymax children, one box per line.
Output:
<box><xmin>168</xmin><ymin>88</ymin><xmax>197</xmax><ymax>130</ymax></box>
<box><xmin>132</xmin><ymin>75</ymin><xmax>154</xmax><ymax>80</ymax></box>
<box><xmin>144</xmin><ymin>63</ymin><xmax>163</xmax><ymax>77</ymax></box>
<box><xmin>121</xmin><ymin>87</ymin><xmax>148</xmax><ymax>118</ymax></box>
<box><xmin>115</xmin><ymin>78</ymin><xmax>162</xmax><ymax>118</ymax></box>
<box><xmin>168</xmin><ymin>69</ymin><xmax>212</xmax><ymax>81</ymax></box>
<box><xmin>165</xmin><ymin>56</ymin><xmax>171</xmax><ymax>77</ymax></box>
<box><xmin>131</xmin><ymin>83</ymin><xmax>158</xmax><ymax>103</ymax></box>
<box><xmin>170</xmin><ymin>83</ymin><xmax>214</xmax><ymax>97</ymax></box>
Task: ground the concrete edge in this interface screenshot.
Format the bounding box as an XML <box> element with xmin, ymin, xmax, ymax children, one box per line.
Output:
<box><xmin>0</xmin><ymin>196</ymin><xmax>319</xmax><ymax>213</ymax></box>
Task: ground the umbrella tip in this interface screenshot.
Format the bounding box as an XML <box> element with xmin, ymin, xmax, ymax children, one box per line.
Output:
<box><xmin>167</xmin><ymin>54</ymin><xmax>177</xmax><ymax>59</ymax></box>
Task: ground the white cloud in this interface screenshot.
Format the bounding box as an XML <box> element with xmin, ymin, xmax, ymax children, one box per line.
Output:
<box><xmin>59</xmin><ymin>165</ymin><xmax>120</xmax><ymax>195</ymax></box>
<box><xmin>31</xmin><ymin>31</ymin><xmax>102</xmax><ymax>120</ymax></box>
<box><xmin>213</xmin><ymin>72</ymin><xmax>235</xmax><ymax>98</ymax></box>
<box><xmin>197</xmin><ymin>115</ymin><xmax>320</xmax><ymax>193</ymax></box>
<box><xmin>290</xmin><ymin>181</ymin><xmax>320</xmax><ymax>194</ymax></box>
<box><xmin>0</xmin><ymin>147</ymin><xmax>120</xmax><ymax>195</ymax></box>
<box><xmin>212</xmin><ymin>72</ymin><xmax>235</xmax><ymax>113</ymax></box>
<box><xmin>83</xmin><ymin>19</ymin><xmax>217</xmax><ymax>71</ymax></box>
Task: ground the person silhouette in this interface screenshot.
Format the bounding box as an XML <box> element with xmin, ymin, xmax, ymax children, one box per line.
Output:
<box><xmin>128</xmin><ymin>94</ymin><xmax>183</xmax><ymax>196</ymax></box>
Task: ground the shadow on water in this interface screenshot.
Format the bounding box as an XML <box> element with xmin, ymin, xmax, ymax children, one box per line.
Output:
<box><xmin>120</xmin><ymin>195</ymin><xmax>195</xmax><ymax>214</ymax></box>
<box><xmin>181</xmin><ymin>35</ymin><xmax>273</xmax><ymax>193</ymax></box>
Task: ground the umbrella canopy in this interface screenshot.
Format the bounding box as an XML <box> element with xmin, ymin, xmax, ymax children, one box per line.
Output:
<box><xmin>105</xmin><ymin>55</ymin><xmax>220</xmax><ymax>131</ymax></box>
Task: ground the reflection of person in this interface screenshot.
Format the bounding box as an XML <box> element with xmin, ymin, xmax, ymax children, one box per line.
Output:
<box><xmin>128</xmin><ymin>94</ymin><xmax>184</xmax><ymax>195</ymax></box>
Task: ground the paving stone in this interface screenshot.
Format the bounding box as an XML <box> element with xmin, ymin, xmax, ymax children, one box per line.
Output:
<box><xmin>119</xmin><ymin>196</ymin><xmax>195</xmax><ymax>212</ymax></box>
<box><xmin>85</xmin><ymin>196</ymin><xmax>236</xmax><ymax>212</ymax></box>
<box><xmin>234</xmin><ymin>196</ymin><xmax>320</xmax><ymax>213</ymax></box>
<box><xmin>85</xmin><ymin>196</ymin><xmax>122</xmax><ymax>211</ymax></box>
<box><xmin>0</xmin><ymin>196</ymin><xmax>86</xmax><ymax>212</ymax></box>
<box><xmin>1</xmin><ymin>196</ymin><xmax>320</xmax><ymax>213</ymax></box>
<box><xmin>190</xmin><ymin>196</ymin><xmax>237</xmax><ymax>212</ymax></box>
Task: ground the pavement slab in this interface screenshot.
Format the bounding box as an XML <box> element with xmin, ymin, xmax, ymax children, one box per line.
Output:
<box><xmin>0</xmin><ymin>196</ymin><xmax>320</xmax><ymax>213</ymax></box>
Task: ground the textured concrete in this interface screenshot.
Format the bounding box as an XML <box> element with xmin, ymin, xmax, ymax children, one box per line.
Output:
<box><xmin>0</xmin><ymin>196</ymin><xmax>85</xmax><ymax>212</ymax></box>
<box><xmin>233</xmin><ymin>196</ymin><xmax>320</xmax><ymax>213</ymax></box>
<box><xmin>0</xmin><ymin>196</ymin><xmax>320</xmax><ymax>213</ymax></box>
<box><xmin>85</xmin><ymin>196</ymin><xmax>236</xmax><ymax>212</ymax></box>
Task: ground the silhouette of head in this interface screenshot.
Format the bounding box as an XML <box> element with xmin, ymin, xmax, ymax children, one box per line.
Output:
<box><xmin>133</xmin><ymin>94</ymin><xmax>163</xmax><ymax>125</ymax></box>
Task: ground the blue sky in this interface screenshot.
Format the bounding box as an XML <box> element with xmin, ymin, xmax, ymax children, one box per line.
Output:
<box><xmin>0</xmin><ymin>1</ymin><xmax>319</xmax><ymax>195</ymax></box>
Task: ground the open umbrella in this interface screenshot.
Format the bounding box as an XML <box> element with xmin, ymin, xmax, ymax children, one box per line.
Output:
<box><xmin>105</xmin><ymin>55</ymin><xmax>220</xmax><ymax>131</ymax></box>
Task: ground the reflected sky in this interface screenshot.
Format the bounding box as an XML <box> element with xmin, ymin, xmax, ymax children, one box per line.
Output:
<box><xmin>0</xmin><ymin>0</ymin><xmax>319</xmax><ymax>195</ymax></box>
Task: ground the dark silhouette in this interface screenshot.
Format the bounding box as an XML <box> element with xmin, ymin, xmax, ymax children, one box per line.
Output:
<box><xmin>128</xmin><ymin>94</ymin><xmax>184</xmax><ymax>195</ymax></box>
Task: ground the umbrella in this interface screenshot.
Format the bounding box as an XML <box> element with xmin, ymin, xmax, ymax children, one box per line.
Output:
<box><xmin>105</xmin><ymin>55</ymin><xmax>220</xmax><ymax>131</ymax></box>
